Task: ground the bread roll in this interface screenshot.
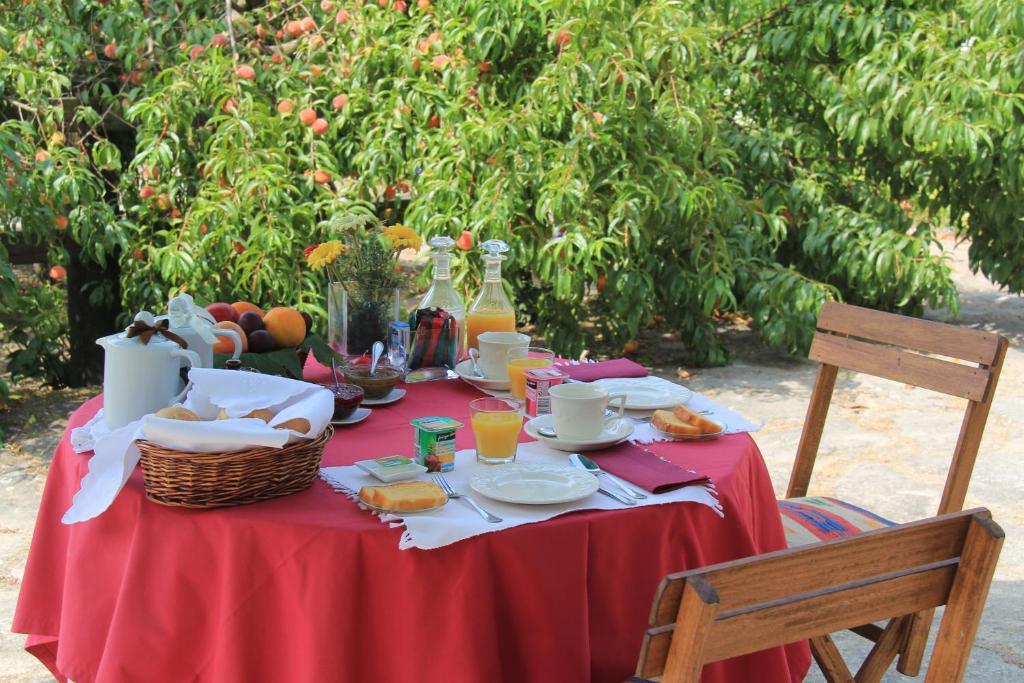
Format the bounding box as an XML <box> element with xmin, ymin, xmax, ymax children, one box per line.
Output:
<box><xmin>273</xmin><ymin>417</ymin><xmax>311</xmax><ymax>433</ymax></box>
<box><xmin>244</xmin><ymin>408</ymin><xmax>275</xmax><ymax>423</ymax></box>
<box><xmin>672</xmin><ymin>404</ymin><xmax>721</xmax><ymax>434</ymax></box>
<box><xmin>216</xmin><ymin>407</ymin><xmax>275</xmax><ymax>422</ymax></box>
<box><xmin>652</xmin><ymin>409</ymin><xmax>701</xmax><ymax>435</ymax></box>
<box><xmin>359</xmin><ymin>481</ymin><xmax>447</xmax><ymax>511</ymax></box>
<box><xmin>154</xmin><ymin>406</ymin><xmax>202</xmax><ymax>421</ymax></box>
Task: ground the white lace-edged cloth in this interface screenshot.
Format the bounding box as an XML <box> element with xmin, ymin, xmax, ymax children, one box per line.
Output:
<box><xmin>319</xmin><ymin>443</ymin><xmax>721</xmax><ymax>551</ymax></box>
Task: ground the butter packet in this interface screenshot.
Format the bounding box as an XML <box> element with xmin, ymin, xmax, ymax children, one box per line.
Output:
<box><xmin>355</xmin><ymin>455</ymin><xmax>428</xmax><ymax>482</ymax></box>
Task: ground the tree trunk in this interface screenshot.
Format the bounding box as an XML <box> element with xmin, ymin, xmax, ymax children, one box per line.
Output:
<box><xmin>64</xmin><ymin>241</ymin><xmax>120</xmax><ymax>387</ymax></box>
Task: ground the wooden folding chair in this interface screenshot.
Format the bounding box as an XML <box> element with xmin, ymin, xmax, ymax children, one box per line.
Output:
<box><xmin>777</xmin><ymin>301</ymin><xmax>1007</xmax><ymax>679</ymax></box>
<box><xmin>634</xmin><ymin>509</ymin><xmax>1003</xmax><ymax>683</ymax></box>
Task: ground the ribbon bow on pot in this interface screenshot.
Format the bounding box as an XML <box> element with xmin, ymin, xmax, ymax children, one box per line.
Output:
<box><xmin>125</xmin><ymin>311</ymin><xmax>190</xmax><ymax>349</ymax></box>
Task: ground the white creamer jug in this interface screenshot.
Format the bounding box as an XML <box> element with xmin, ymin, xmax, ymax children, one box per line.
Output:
<box><xmin>161</xmin><ymin>294</ymin><xmax>242</xmax><ymax>368</ymax></box>
<box><xmin>97</xmin><ymin>312</ymin><xmax>202</xmax><ymax>429</ymax></box>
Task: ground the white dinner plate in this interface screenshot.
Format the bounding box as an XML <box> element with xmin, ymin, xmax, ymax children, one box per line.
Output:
<box><xmin>454</xmin><ymin>359</ymin><xmax>511</xmax><ymax>392</ymax></box>
<box><xmin>591</xmin><ymin>377</ymin><xmax>692</xmax><ymax>410</ymax></box>
<box><xmin>361</xmin><ymin>388</ymin><xmax>407</xmax><ymax>406</ymax></box>
<box><xmin>523</xmin><ymin>414</ymin><xmax>635</xmax><ymax>452</ymax></box>
<box><xmin>470</xmin><ymin>463</ymin><xmax>599</xmax><ymax>505</ymax></box>
<box><xmin>331</xmin><ymin>407</ymin><xmax>372</xmax><ymax>426</ymax></box>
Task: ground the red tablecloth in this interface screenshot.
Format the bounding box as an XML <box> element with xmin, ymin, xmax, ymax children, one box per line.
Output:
<box><xmin>14</xmin><ymin>379</ymin><xmax>810</xmax><ymax>683</ymax></box>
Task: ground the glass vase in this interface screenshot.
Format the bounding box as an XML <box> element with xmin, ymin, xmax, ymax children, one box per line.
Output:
<box><xmin>328</xmin><ymin>282</ymin><xmax>400</xmax><ymax>358</ymax></box>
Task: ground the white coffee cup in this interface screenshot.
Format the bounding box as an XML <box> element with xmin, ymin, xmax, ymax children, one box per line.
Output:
<box><xmin>477</xmin><ymin>331</ymin><xmax>529</xmax><ymax>379</ymax></box>
<box><xmin>548</xmin><ymin>383</ymin><xmax>627</xmax><ymax>441</ymax></box>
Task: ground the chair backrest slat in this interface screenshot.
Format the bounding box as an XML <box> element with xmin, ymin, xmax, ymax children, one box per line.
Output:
<box><xmin>643</xmin><ymin>560</ymin><xmax>958</xmax><ymax>671</ymax></box>
<box><xmin>649</xmin><ymin>511</ymin><xmax>974</xmax><ymax>626</ymax></box>
<box><xmin>809</xmin><ymin>332</ymin><xmax>991</xmax><ymax>401</ymax></box>
<box><xmin>786</xmin><ymin>301</ymin><xmax>1008</xmax><ymax>512</ymax></box>
<box><xmin>816</xmin><ymin>302</ymin><xmax>1002</xmax><ymax>366</ymax></box>
<box><xmin>637</xmin><ymin>510</ymin><xmax>1003</xmax><ymax>683</ymax></box>
<box><xmin>700</xmin><ymin>561</ymin><xmax>956</xmax><ymax>663</ymax></box>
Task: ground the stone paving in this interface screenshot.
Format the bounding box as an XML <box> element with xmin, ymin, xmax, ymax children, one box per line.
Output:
<box><xmin>1</xmin><ymin>239</ymin><xmax>1020</xmax><ymax>681</ymax></box>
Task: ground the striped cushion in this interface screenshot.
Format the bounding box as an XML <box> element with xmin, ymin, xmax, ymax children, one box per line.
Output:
<box><xmin>778</xmin><ymin>496</ymin><xmax>896</xmax><ymax>547</ymax></box>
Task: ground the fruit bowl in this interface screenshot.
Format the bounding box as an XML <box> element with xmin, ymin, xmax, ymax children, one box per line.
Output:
<box><xmin>343</xmin><ymin>365</ymin><xmax>402</xmax><ymax>399</ymax></box>
<box><xmin>327</xmin><ymin>383</ymin><xmax>364</xmax><ymax>420</ymax></box>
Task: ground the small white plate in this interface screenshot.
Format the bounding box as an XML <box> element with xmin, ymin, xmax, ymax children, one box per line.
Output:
<box><xmin>361</xmin><ymin>388</ymin><xmax>407</xmax><ymax>406</ymax></box>
<box><xmin>651</xmin><ymin>423</ymin><xmax>726</xmax><ymax>442</ymax></box>
<box><xmin>454</xmin><ymin>359</ymin><xmax>511</xmax><ymax>392</ymax></box>
<box><xmin>331</xmin><ymin>407</ymin><xmax>372</xmax><ymax>426</ymax></box>
<box><xmin>592</xmin><ymin>377</ymin><xmax>692</xmax><ymax>410</ymax></box>
<box><xmin>523</xmin><ymin>414</ymin><xmax>635</xmax><ymax>452</ymax></box>
<box><xmin>470</xmin><ymin>463</ymin><xmax>599</xmax><ymax>505</ymax></box>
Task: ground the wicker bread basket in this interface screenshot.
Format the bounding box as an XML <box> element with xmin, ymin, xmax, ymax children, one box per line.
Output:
<box><xmin>136</xmin><ymin>425</ymin><xmax>334</xmax><ymax>509</ymax></box>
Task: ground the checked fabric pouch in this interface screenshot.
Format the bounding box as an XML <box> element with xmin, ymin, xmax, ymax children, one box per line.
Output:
<box><xmin>408</xmin><ymin>308</ymin><xmax>459</xmax><ymax>370</ymax></box>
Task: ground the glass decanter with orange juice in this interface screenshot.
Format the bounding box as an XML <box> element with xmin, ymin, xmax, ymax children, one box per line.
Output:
<box><xmin>466</xmin><ymin>239</ymin><xmax>516</xmax><ymax>350</ymax></box>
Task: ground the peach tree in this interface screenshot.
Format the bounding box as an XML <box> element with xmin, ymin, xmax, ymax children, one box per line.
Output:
<box><xmin>1</xmin><ymin>0</ymin><xmax>1022</xmax><ymax>389</ymax></box>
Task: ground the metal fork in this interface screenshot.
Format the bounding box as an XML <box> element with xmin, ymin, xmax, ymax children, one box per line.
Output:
<box><xmin>434</xmin><ymin>474</ymin><xmax>503</xmax><ymax>523</ymax></box>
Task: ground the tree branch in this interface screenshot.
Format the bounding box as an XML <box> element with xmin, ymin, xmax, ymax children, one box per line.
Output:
<box><xmin>225</xmin><ymin>0</ymin><xmax>239</xmax><ymax>61</ymax></box>
<box><xmin>718</xmin><ymin>4</ymin><xmax>791</xmax><ymax>47</ymax></box>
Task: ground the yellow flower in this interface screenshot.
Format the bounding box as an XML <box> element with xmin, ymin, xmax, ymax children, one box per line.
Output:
<box><xmin>306</xmin><ymin>240</ymin><xmax>346</xmax><ymax>270</ymax></box>
<box><xmin>383</xmin><ymin>224</ymin><xmax>422</xmax><ymax>251</ymax></box>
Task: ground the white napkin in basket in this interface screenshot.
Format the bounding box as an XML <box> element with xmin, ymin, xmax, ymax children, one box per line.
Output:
<box><xmin>63</xmin><ymin>369</ymin><xmax>332</xmax><ymax>524</ymax></box>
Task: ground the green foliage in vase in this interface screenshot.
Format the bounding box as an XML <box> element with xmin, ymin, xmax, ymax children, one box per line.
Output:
<box><xmin>326</xmin><ymin>212</ymin><xmax>414</xmax><ymax>297</ymax></box>
<box><xmin>1</xmin><ymin>0</ymin><xmax>1021</xmax><ymax>385</ymax></box>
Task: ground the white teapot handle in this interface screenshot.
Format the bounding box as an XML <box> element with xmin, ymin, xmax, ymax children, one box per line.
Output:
<box><xmin>213</xmin><ymin>328</ymin><xmax>243</xmax><ymax>361</ymax></box>
<box><xmin>170</xmin><ymin>348</ymin><xmax>202</xmax><ymax>404</ymax></box>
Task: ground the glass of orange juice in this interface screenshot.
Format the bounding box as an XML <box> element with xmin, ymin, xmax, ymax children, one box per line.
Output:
<box><xmin>506</xmin><ymin>346</ymin><xmax>554</xmax><ymax>400</ymax></box>
<box><xmin>470</xmin><ymin>398</ymin><xmax>523</xmax><ymax>464</ymax></box>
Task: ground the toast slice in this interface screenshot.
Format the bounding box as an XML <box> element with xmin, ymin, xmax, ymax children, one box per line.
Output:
<box><xmin>672</xmin><ymin>404</ymin><xmax>722</xmax><ymax>434</ymax></box>
<box><xmin>652</xmin><ymin>409</ymin><xmax>702</xmax><ymax>435</ymax></box>
<box><xmin>359</xmin><ymin>481</ymin><xmax>447</xmax><ymax>511</ymax></box>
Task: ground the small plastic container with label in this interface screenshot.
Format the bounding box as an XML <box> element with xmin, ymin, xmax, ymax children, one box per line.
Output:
<box><xmin>524</xmin><ymin>367</ymin><xmax>568</xmax><ymax>417</ymax></box>
<box><xmin>355</xmin><ymin>455</ymin><xmax>428</xmax><ymax>482</ymax></box>
<box><xmin>410</xmin><ymin>416</ymin><xmax>463</xmax><ymax>472</ymax></box>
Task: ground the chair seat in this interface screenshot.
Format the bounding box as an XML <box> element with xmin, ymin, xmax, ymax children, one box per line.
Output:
<box><xmin>779</xmin><ymin>496</ymin><xmax>896</xmax><ymax>547</ymax></box>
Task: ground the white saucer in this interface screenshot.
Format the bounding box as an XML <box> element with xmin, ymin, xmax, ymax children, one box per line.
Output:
<box><xmin>331</xmin><ymin>407</ymin><xmax>372</xmax><ymax>426</ymax></box>
<box><xmin>523</xmin><ymin>414</ymin><xmax>635</xmax><ymax>452</ymax></box>
<box><xmin>592</xmin><ymin>377</ymin><xmax>692</xmax><ymax>410</ymax></box>
<box><xmin>361</xmin><ymin>388</ymin><xmax>406</xmax><ymax>406</ymax></box>
<box><xmin>454</xmin><ymin>359</ymin><xmax>511</xmax><ymax>392</ymax></box>
<box><xmin>470</xmin><ymin>463</ymin><xmax>599</xmax><ymax>505</ymax></box>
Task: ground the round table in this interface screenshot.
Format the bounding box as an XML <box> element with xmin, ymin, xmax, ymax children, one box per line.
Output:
<box><xmin>14</xmin><ymin>378</ymin><xmax>810</xmax><ymax>683</ymax></box>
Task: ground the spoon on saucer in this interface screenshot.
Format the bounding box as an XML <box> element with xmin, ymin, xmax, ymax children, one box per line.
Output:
<box><xmin>537</xmin><ymin>410</ymin><xmax>619</xmax><ymax>438</ymax></box>
<box><xmin>468</xmin><ymin>348</ymin><xmax>484</xmax><ymax>377</ymax></box>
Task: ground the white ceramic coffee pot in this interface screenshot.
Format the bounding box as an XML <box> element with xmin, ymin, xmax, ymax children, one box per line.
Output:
<box><xmin>96</xmin><ymin>312</ymin><xmax>202</xmax><ymax>429</ymax></box>
<box><xmin>161</xmin><ymin>293</ymin><xmax>242</xmax><ymax>369</ymax></box>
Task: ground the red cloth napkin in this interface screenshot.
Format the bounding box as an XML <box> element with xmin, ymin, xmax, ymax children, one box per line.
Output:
<box><xmin>587</xmin><ymin>441</ymin><xmax>710</xmax><ymax>494</ymax></box>
<box><xmin>557</xmin><ymin>358</ymin><xmax>648</xmax><ymax>382</ymax></box>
